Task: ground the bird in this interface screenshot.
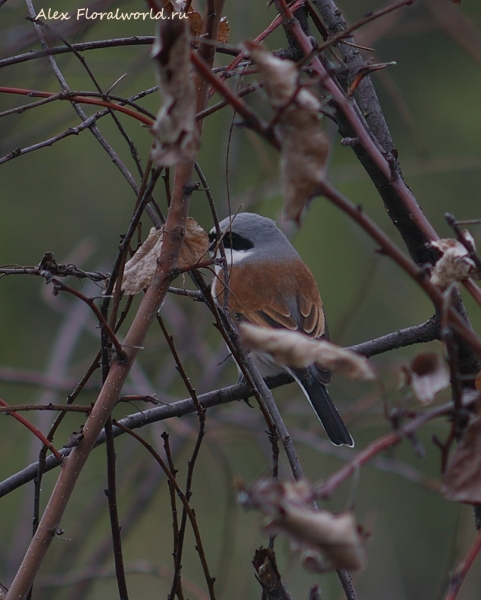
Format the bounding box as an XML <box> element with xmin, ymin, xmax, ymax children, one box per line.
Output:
<box><xmin>209</xmin><ymin>212</ymin><xmax>354</xmax><ymax>447</ymax></box>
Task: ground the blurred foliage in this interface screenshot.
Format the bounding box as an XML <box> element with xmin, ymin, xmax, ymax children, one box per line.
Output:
<box><xmin>1</xmin><ymin>0</ymin><xmax>481</xmax><ymax>599</ymax></box>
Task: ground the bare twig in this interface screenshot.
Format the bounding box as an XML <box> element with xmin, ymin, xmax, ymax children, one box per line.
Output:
<box><xmin>313</xmin><ymin>396</ymin><xmax>475</xmax><ymax>499</ymax></box>
<box><xmin>104</xmin><ymin>418</ymin><xmax>129</xmax><ymax>600</ymax></box>
<box><xmin>0</xmin><ymin>260</ymin><xmax>108</xmax><ymax>282</ymax></box>
<box><xmin>317</xmin><ymin>180</ymin><xmax>481</xmax><ymax>359</ymax></box>
<box><xmin>0</xmin><ymin>398</ymin><xmax>62</xmax><ymax>461</ymax></box>
<box><xmin>444</xmin><ymin>526</ymin><xmax>481</xmax><ymax>600</ymax></box>
<box><xmin>0</xmin><ymin>87</ymin><xmax>153</xmax><ymax>125</ymax></box>
<box><xmin>162</xmin><ymin>432</ymin><xmax>184</xmax><ymax>600</ymax></box>
<box><xmin>0</xmin><ymin>375</ymin><xmax>290</xmax><ymax>497</ymax></box>
<box><xmin>0</xmin><ymin>37</ymin><xmax>154</xmax><ymax>69</ymax></box>
<box><xmin>336</xmin><ymin>569</ymin><xmax>359</xmax><ymax>600</ymax></box>
<box><xmin>5</xmin><ymin>179</ymin><xmax>194</xmax><ymax>600</ymax></box>
<box><xmin>114</xmin><ymin>422</ymin><xmax>217</xmax><ymax>600</ymax></box>
<box><xmin>349</xmin><ymin>316</ymin><xmax>440</xmax><ymax>357</ymax></box>
<box><xmin>157</xmin><ymin>314</ymin><xmax>207</xmax><ymax>599</ymax></box>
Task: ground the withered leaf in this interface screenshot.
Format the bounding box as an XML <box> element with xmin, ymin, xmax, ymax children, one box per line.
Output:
<box><xmin>122</xmin><ymin>218</ymin><xmax>209</xmax><ymax>295</ymax></box>
<box><xmin>179</xmin><ymin>217</ymin><xmax>209</xmax><ymax>267</ymax></box>
<box><xmin>151</xmin><ymin>16</ymin><xmax>199</xmax><ymax>166</ymax></box>
<box><xmin>187</xmin><ymin>11</ymin><xmax>230</xmax><ymax>44</ymax></box>
<box><xmin>443</xmin><ymin>417</ymin><xmax>481</xmax><ymax>504</ymax></box>
<box><xmin>186</xmin><ymin>10</ymin><xmax>203</xmax><ymax>37</ymax></box>
<box><xmin>430</xmin><ymin>234</ymin><xmax>479</xmax><ymax>289</ymax></box>
<box><xmin>239</xmin><ymin>479</ymin><xmax>365</xmax><ymax>572</ymax></box>
<box><xmin>402</xmin><ymin>352</ymin><xmax>450</xmax><ymax>405</ymax></box>
<box><xmin>280</xmin><ymin>109</ymin><xmax>329</xmax><ymax>223</ymax></box>
<box><xmin>218</xmin><ymin>17</ymin><xmax>230</xmax><ymax>44</ymax></box>
<box><xmin>243</xmin><ymin>41</ymin><xmax>321</xmax><ymax>110</ymax></box>
<box><xmin>242</xmin><ymin>41</ymin><xmax>328</xmax><ymax>223</ymax></box>
<box><xmin>240</xmin><ymin>324</ymin><xmax>375</xmax><ymax>381</ymax></box>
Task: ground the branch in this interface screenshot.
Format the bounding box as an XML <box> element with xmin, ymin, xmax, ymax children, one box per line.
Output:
<box><xmin>0</xmin><ymin>36</ymin><xmax>154</xmax><ymax>69</ymax></box>
<box><xmin>5</xmin><ymin>184</ymin><xmax>194</xmax><ymax>600</ymax></box>
<box><xmin>0</xmin><ymin>256</ymin><xmax>108</xmax><ymax>282</ymax></box>
<box><xmin>349</xmin><ymin>316</ymin><xmax>440</xmax><ymax>357</ymax></box>
<box><xmin>114</xmin><ymin>422</ymin><xmax>216</xmax><ymax>600</ymax></box>
<box><xmin>0</xmin><ymin>398</ymin><xmax>62</xmax><ymax>461</ymax></box>
<box><xmin>0</xmin><ymin>87</ymin><xmax>153</xmax><ymax>126</ymax></box>
<box><xmin>0</xmin><ymin>376</ymin><xmax>291</xmax><ymax>498</ymax></box>
<box><xmin>318</xmin><ymin>180</ymin><xmax>481</xmax><ymax>359</ymax></box>
<box><xmin>444</xmin><ymin>526</ymin><xmax>481</xmax><ymax>600</ymax></box>
<box><xmin>313</xmin><ymin>396</ymin><xmax>475</xmax><ymax>499</ymax></box>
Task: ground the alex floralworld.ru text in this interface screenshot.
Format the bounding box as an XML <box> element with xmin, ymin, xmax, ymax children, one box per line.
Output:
<box><xmin>35</xmin><ymin>8</ymin><xmax>187</xmax><ymax>21</ymax></box>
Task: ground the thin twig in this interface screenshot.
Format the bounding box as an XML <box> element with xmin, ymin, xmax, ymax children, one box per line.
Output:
<box><xmin>104</xmin><ymin>418</ymin><xmax>130</xmax><ymax>600</ymax></box>
<box><xmin>0</xmin><ymin>398</ymin><xmax>62</xmax><ymax>460</ymax></box>
<box><xmin>4</xmin><ymin>172</ymin><xmax>194</xmax><ymax>600</ymax></box>
<box><xmin>314</xmin><ymin>397</ymin><xmax>472</xmax><ymax>499</ymax></box>
<box><xmin>114</xmin><ymin>422</ymin><xmax>217</xmax><ymax>600</ymax></box>
<box><xmin>162</xmin><ymin>432</ymin><xmax>184</xmax><ymax>600</ymax></box>
<box><xmin>444</xmin><ymin>526</ymin><xmax>481</xmax><ymax>600</ymax></box>
<box><xmin>0</xmin><ymin>36</ymin><xmax>155</xmax><ymax>69</ymax></box>
<box><xmin>317</xmin><ymin>180</ymin><xmax>481</xmax><ymax>358</ymax></box>
<box><xmin>0</xmin><ymin>87</ymin><xmax>153</xmax><ymax>125</ymax></box>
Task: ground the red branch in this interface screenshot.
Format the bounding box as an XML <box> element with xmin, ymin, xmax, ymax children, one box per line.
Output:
<box><xmin>0</xmin><ymin>87</ymin><xmax>153</xmax><ymax>126</ymax></box>
<box><xmin>444</xmin><ymin>526</ymin><xmax>481</xmax><ymax>600</ymax></box>
<box><xmin>0</xmin><ymin>398</ymin><xmax>62</xmax><ymax>461</ymax></box>
<box><xmin>314</xmin><ymin>400</ymin><xmax>454</xmax><ymax>498</ymax></box>
<box><xmin>318</xmin><ymin>181</ymin><xmax>481</xmax><ymax>357</ymax></box>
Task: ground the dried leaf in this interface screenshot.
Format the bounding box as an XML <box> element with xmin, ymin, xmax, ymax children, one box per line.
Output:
<box><xmin>218</xmin><ymin>17</ymin><xmax>230</xmax><ymax>44</ymax></box>
<box><xmin>430</xmin><ymin>234</ymin><xmax>479</xmax><ymax>288</ymax></box>
<box><xmin>240</xmin><ymin>323</ymin><xmax>375</xmax><ymax>381</ymax></box>
<box><xmin>242</xmin><ymin>41</ymin><xmax>320</xmax><ymax>110</ymax></box>
<box><xmin>401</xmin><ymin>352</ymin><xmax>450</xmax><ymax>404</ymax></box>
<box><xmin>280</xmin><ymin>109</ymin><xmax>329</xmax><ymax>223</ymax></box>
<box><xmin>122</xmin><ymin>218</ymin><xmax>209</xmax><ymax>295</ymax></box>
<box><xmin>242</xmin><ymin>42</ymin><xmax>328</xmax><ymax>223</ymax></box>
<box><xmin>122</xmin><ymin>227</ymin><xmax>163</xmax><ymax>295</ymax></box>
<box><xmin>239</xmin><ymin>479</ymin><xmax>366</xmax><ymax>572</ymax></box>
<box><xmin>179</xmin><ymin>217</ymin><xmax>209</xmax><ymax>267</ymax></box>
<box><xmin>186</xmin><ymin>10</ymin><xmax>203</xmax><ymax>37</ymax></box>
<box><xmin>443</xmin><ymin>417</ymin><xmax>481</xmax><ymax>503</ymax></box>
<box><xmin>151</xmin><ymin>16</ymin><xmax>199</xmax><ymax>166</ymax></box>
<box><xmin>187</xmin><ymin>11</ymin><xmax>229</xmax><ymax>44</ymax></box>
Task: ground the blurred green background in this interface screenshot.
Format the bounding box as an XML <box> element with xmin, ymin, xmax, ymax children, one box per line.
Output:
<box><xmin>1</xmin><ymin>0</ymin><xmax>481</xmax><ymax>598</ymax></box>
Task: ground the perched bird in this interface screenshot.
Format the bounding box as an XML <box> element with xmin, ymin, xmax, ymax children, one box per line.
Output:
<box><xmin>209</xmin><ymin>212</ymin><xmax>354</xmax><ymax>447</ymax></box>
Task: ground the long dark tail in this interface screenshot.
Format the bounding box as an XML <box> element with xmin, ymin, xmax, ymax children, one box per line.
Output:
<box><xmin>293</xmin><ymin>368</ymin><xmax>354</xmax><ymax>447</ymax></box>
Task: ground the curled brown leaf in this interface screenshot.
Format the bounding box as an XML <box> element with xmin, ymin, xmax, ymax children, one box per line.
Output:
<box><xmin>151</xmin><ymin>16</ymin><xmax>199</xmax><ymax>166</ymax></box>
<box><xmin>239</xmin><ymin>479</ymin><xmax>366</xmax><ymax>572</ymax></box>
<box><xmin>280</xmin><ymin>109</ymin><xmax>329</xmax><ymax>223</ymax></box>
<box><xmin>242</xmin><ymin>41</ymin><xmax>320</xmax><ymax>110</ymax></box>
<box><xmin>240</xmin><ymin>323</ymin><xmax>376</xmax><ymax>381</ymax></box>
<box><xmin>242</xmin><ymin>41</ymin><xmax>329</xmax><ymax>223</ymax></box>
<box><xmin>187</xmin><ymin>11</ymin><xmax>230</xmax><ymax>44</ymax></box>
<box><xmin>122</xmin><ymin>218</ymin><xmax>209</xmax><ymax>295</ymax></box>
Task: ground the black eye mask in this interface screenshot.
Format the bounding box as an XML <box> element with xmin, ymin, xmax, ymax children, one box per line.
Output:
<box><xmin>209</xmin><ymin>230</ymin><xmax>254</xmax><ymax>252</ymax></box>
